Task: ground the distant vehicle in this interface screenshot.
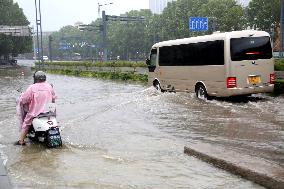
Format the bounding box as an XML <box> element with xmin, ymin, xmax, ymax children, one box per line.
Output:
<box><xmin>72</xmin><ymin>53</ymin><xmax>81</xmax><ymax>60</ymax></box>
<box><xmin>146</xmin><ymin>30</ymin><xmax>274</xmax><ymax>99</ymax></box>
<box><xmin>43</xmin><ymin>56</ymin><xmax>49</xmax><ymax>61</ymax></box>
<box><xmin>273</xmin><ymin>52</ymin><xmax>280</xmax><ymax>58</ymax></box>
<box><xmin>34</xmin><ymin>56</ymin><xmax>49</xmax><ymax>61</ymax></box>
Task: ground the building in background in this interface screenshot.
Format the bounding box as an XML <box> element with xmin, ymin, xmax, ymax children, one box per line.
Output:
<box><xmin>149</xmin><ymin>0</ymin><xmax>175</xmax><ymax>14</ymax></box>
<box><xmin>236</xmin><ymin>0</ymin><xmax>251</xmax><ymax>7</ymax></box>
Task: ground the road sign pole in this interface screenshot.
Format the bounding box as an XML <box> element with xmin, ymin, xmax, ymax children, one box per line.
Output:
<box><xmin>212</xmin><ymin>17</ymin><xmax>217</xmax><ymax>33</ymax></box>
<box><xmin>48</xmin><ymin>35</ymin><xmax>53</xmax><ymax>62</ymax></box>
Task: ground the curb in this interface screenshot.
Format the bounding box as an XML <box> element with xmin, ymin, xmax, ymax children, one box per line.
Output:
<box><xmin>184</xmin><ymin>143</ymin><xmax>284</xmax><ymax>189</ymax></box>
<box><xmin>0</xmin><ymin>159</ymin><xmax>12</xmax><ymax>189</ymax></box>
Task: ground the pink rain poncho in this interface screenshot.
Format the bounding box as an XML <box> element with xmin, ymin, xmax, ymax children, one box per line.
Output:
<box><xmin>17</xmin><ymin>82</ymin><xmax>57</xmax><ymax>132</ymax></box>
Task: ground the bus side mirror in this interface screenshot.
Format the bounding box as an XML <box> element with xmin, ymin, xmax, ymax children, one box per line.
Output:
<box><xmin>148</xmin><ymin>66</ymin><xmax>156</xmax><ymax>72</ymax></box>
<box><xmin>146</xmin><ymin>58</ymin><xmax>150</xmax><ymax>65</ymax></box>
<box><xmin>146</xmin><ymin>58</ymin><xmax>155</xmax><ymax>72</ymax></box>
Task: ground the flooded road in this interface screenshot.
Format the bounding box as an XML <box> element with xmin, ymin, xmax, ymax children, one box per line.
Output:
<box><xmin>0</xmin><ymin>62</ymin><xmax>283</xmax><ymax>188</ymax></box>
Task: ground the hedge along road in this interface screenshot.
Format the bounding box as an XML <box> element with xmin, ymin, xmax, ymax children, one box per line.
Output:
<box><xmin>0</xmin><ymin>64</ymin><xmax>283</xmax><ymax>188</ymax></box>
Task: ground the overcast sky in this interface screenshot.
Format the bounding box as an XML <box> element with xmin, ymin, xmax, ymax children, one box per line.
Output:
<box><xmin>14</xmin><ymin>0</ymin><xmax>149</xmax><ymax>31</ymax></box>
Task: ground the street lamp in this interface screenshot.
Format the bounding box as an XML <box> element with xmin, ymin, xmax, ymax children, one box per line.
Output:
<box><xmin>34</xmin><ymin>0</ymin><xmax>44</xmax><ymax>68</ymax></box>
<box><xmin>98</xmin><ymin>2</ymin><xmax>113</xmax><ymax>18</ymax></box>
<box><xmin>280</xmin><ymin>0</ymin><xmax>284</xmax><ymax>57</ymax></box>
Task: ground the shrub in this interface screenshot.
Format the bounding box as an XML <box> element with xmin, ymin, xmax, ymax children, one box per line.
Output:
<box><xmin>275</xmin><ymin>59</ymin><xmax>284</xmax><ymax>71</ymax></box>
<box><xmin>273</xmin><ymin>80</ymin><xmax>284</xmax><ymax>96</ymax></box>
<box><xmin>38</xmin><ymin>61</ymin><xmax>147</xmax><ymax>68</ymax></box>
<box><xmin>45</xmin><ymin>69</ymin><xmax>148</xmax><ymax>83</ymax></box>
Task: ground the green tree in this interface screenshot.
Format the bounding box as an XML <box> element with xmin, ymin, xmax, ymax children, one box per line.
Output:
<box><xmin>0</xmin><ymin>0</ymin><xmax>32</xmax><ymax>60</ymax></box>
<box><xmin>153</xmin><ymin>0</ymin><xmax>246</xmax><ymax>40</ymax></box>
<box><xmin>160</xmin><ymin>0</ymin><xmax>209</xmax><ymax>40</ymax></box>
<box><xmin>49</xmin><ymin>25</ymin><xmax>100</xmax><ymax>60</ymax></box>
<box><xmin>248</xmin><ymin>0</ymin><xmax>280</xmax><ymax>31</ymax></box>
<box><xmin>46</xmin><ymin>0</ymin><xmax>272</xmax><ymax>62</ymax></box>
<box><xmin>107</xmin><ymin>9</ymin><xmax>152</xmax><ymax>60</ymax></box>
<box><xmin>199</xmin><ymin>0</ymin><xmax>246</xmax><ymax>32</ymax></box>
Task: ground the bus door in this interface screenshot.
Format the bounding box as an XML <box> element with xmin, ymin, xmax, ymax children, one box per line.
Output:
<box><xmin>146</xmin><ymin>48</ymin><xmax>159</xmax><ymax>84</ymax></box>
<box><xmin>228</xmin><ymin>36</ymin><xmax>274</xmax><ymax>89</ymax></box>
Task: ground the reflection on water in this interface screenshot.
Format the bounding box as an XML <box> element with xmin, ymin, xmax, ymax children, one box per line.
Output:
<box><xmin>1</xmin><ymin>62</ymin><xmax>282</xmax><ymax>188</ymax></box>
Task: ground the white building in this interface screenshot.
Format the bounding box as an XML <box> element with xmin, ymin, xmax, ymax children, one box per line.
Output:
<box><xmin>236</xmin><ymin>0</ymin><xmax>251</xmax><ymax>7</ymax></box>
<box><xmin>149</xmin><ymin>0</ymin><xmax>175</xmax><ymax>14</ymax></box>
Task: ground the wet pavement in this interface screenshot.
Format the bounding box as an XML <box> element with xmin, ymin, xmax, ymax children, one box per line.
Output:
<box><xmin>0</xmin><ymin>61</ymin><xmax>283</xmax><ymax>188</ymax></box>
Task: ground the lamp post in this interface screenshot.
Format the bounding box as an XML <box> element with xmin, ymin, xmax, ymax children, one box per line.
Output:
<box><xmin>281</xmin><ymin>0</ymin><xmax>284</xmax><ymax>57</ymax></box>
<box><xmin>97</xmin><ymin>2</ymin><xmax>113</xmax><ymax>61</ymax></box>
<box><xmin>34</xmin><ymin>0</ymin><xmax>44</xmax><ymax>69</ymax></box>
<box><xmin>31</xmin><ymin>26</ymin><xmax>37</xmax><ymax>61</ymax></box>
<box><xmin>98</xmin><ymin>2</ymin><xmax>113</xmax><ymax>18</ymax></box>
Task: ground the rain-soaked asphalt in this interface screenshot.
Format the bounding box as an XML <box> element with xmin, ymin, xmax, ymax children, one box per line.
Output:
<box><xmin>0</xmin><ymin>61</ymin><xmax>283</xmax><ymax>189</ymax></box>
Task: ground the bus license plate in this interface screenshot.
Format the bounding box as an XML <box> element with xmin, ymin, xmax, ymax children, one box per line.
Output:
<box><xmin>248</xmin><ymin>76</ymin><xmax>261</xmax><ymax>85</ymax></box>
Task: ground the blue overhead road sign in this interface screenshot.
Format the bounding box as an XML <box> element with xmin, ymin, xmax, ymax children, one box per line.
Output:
<box><xmin>189</xmin><ymin>17</ymin><xmax>208</xmax><ymax>31</ymax></box>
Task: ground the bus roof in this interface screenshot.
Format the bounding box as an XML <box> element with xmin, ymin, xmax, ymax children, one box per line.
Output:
<box><xmin>152</xmin><ymin>30</ymin><xmax>270</xmax><ymax>48</ymax></box>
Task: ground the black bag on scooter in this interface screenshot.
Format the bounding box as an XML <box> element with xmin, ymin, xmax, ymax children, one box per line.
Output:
<box><xmin>46</xmin><ymin>127</ymin><xmax>62</xmax><ymax>148</ymax></box>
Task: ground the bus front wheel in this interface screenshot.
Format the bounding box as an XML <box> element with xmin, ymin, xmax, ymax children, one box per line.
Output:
<box><xmin>153</xmin><ymin>81</ymin><xmax>164</xmax><ymax>92</ymax></box>
<box><xmin>195</xmin><ymin>85</ymin><xmax>208</xmax><ymax>100</ymax></box>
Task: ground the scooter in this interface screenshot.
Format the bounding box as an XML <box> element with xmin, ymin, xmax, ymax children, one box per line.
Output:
<box><xmin>27</xmin><ymin>106</ymin><xmax>62</xmax><ymax>148</ymax></box>
<box><xmin>17</xmin><ymin>91</ymin><xmax>62</xmax><ymax>148</ymax></box>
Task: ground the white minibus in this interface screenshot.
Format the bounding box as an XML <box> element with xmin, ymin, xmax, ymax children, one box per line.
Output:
<box><xmin>146</xmin><ymin>30</ymin><xmax>275</xmax><ymax>99</ymax></box>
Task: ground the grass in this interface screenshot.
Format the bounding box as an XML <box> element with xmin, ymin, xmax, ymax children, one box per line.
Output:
<box><xmin>273</xmin><ymin>80</ymin><xmax>284</xmax><ymax>96</ymax></box>
<box><xmin>275</xmin><ymin>58</ymin><xmax>284</xmax><ymax>71</ymax></box>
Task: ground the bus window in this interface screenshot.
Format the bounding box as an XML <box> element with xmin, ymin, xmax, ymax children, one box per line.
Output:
<box><xmin>159</xmin><ymin>40</ymin><xmax>224</xmax><ymax>66</ymax></box>
<box><xmin>230</xmin><ymin>36</ymin><xmax>272</xmax><ymax>61</ymax></box>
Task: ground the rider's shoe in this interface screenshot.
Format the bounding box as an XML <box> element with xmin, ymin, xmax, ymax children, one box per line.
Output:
<box><xmin>14</xmin><ymin>140</ymin><xmax>26</xmax><ymax>146</ymax></box>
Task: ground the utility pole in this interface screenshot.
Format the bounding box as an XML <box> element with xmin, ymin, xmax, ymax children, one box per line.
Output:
<box><xmin>48</xmin><ymin>35</ymin><xmax>53</xmax><ymax>62</ymax></box>
<box><xmin>281</xmin><ymin>0</ymin><xmax>284</xmax><ymax>57</ymax></box>
<box><xmin>34</xmin><ymin>0</ymin><xmax>44</xmax><ymax>69</ymax></box>
<box><xmin>98</xmin><ymin>2</ymin><xmax>113</xmax><ymax>18</ymax></box>
<box><xmin>212</xmin><ymin>17</ymin><xmax>217</xmax><ymax>33</ymax></box>
<box><xmin>32</xmin><ymin>26</ymin><xmax>37</xmax><ymax>61</ymax></box>
<box><xmin>102</xmin><ymin>11</ymin><xmax>107</xmax><ymax>62</ymax></box>
<box><xmin>98</xmin><ymin>3</ymin><xmax>103</xmax><ymax>18</ymax></box>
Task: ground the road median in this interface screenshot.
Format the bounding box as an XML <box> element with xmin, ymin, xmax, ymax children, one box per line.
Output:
<box><xmin>34</xmin><ymin>61</ymin><xmax>148</xmax><ymax>83</ymax></box>
<box><xmin>184</xmin><ymin>143</ymin><xmax>284</xmax><ymax>189</ymax></box>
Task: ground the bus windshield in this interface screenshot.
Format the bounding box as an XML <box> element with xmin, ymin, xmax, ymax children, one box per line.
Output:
<box><xmin>230</xmin><ymin>36</ymin><xmax>272</xmax><ymax>61</ymax></box>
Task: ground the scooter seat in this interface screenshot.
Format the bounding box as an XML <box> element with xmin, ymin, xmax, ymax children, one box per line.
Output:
<box><xmin>36</xmin><ymin>111</ymin><xmax>56</xmax><ymax>118</ymax></box>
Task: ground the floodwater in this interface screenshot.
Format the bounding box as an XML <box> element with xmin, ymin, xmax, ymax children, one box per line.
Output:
<box><xmin>0</xmin><ymin>61</ymin><xmax>283</xmax><ymax>188</ymax></box>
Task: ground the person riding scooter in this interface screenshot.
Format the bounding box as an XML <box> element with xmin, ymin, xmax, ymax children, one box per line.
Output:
<box><xmin>15</xmin><ymin>71</ymin><xmax>57</xmax><ymax>145</ymax></box>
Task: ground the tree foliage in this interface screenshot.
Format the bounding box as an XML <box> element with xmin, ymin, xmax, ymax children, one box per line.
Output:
<box><xmin>48</xmin><ymin>0</ymin><xmax>280</xmax><ymax>61</ymax></box>
<box><xmin>200</xmin><ymin>0</ymin><xmax>246</xmax><ymax>32</ymax></box>
<box><xmin>248</xmin><ymin>0</ymin><xmax>280</xmax><ymax>31</ymax></box>
<box><xmin>0</xmin><ymin>0</ymin><xmax>32</xmax><ymax>59</ymax></box>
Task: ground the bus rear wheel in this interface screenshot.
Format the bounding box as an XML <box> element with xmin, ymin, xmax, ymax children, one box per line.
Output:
<box><xmin>195</xmin><ymin>85</ymin><xmax>208</xmax><ymax>100</ymax></box>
